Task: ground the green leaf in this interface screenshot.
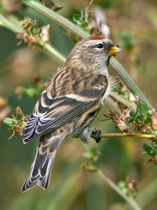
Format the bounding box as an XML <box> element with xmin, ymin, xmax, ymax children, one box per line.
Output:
<box><xmin>138</xmin><ymin>103</ymin><xmax>148</xmax><ymax>120</ymax></box>
<box><xmin>72</xmin><ymin>11</ymin><xmax>88</xmax><ymax>31</ymax></box>
<box><xmin>151</xmin><ymin>130</ymin><xmax>157</xmax><ymax>135</ymax></box>
<box><xmin>130</xmin><ymin>110</ymin><xmax>137</xmax><ymax>119</ymax></box>
<box><xmin>143</xmin><ymin>143</ymin><xmax>157</xmax><ymax>157</ymax></box>
<box><xmin>16</xmin><ymin>86</ymin><xmax>43</xmax><ymax>98</ymax></box>
<box><xmin>128</xmin><ymin>110</ymin><xmax>137</xmax><ymax>123</ymax></box>
<box><xmin>3</xmin><ymin>117</ymin><xmax>18</xmax><ymax>129</ymax></box>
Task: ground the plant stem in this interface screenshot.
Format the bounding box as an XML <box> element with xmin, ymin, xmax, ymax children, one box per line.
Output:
<box><xmin>110</xmin><ymin>91</ymin><xmax>137</xmax><ymax>111</ymax></box>
<box><xmin>0</xmin><ymin>13</ymin><xmax>66</xmax><ymax>63</ymax></box>
<box><xmin>100</xmin><ymin>132</ymin><xmax>156</xmax><ymax>139</ymax></box>
<box><xmin>21</xmin><ymin>0</ymin><xmax>89</xmax><ymax>38</ymax></box>
<box><xmin>21</xmin><ymin>0</ymin><xmax>156</xmax><ymax>115</ymax></box>
<box><xmin>38</xmin><ymin>40</ymin><xmax>66</xmax><ymax>63</ymax></box>
<box><xmin>110</xmin><ymin>57</ymin><xmax>155</xmax><ymax>113</ymax></box>
<box><xmin>97</xmin><ymin>170</ymin><xmax>141</xmax><ymax>210</ymax></box>
<box><xmin>0</xmin><ymin>13</ymin><xmax>23</xmax><ymax>33</ymax></box>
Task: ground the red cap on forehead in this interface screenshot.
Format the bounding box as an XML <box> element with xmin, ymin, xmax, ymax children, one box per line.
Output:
<box><xmin>90</xmin><ymin>35</ymin><xmax>104</xmax><ymax>40</ymax></box>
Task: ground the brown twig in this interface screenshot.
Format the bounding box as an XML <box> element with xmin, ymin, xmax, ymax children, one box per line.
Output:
<box><xmin>100</xmin><ymin>132</ymin><xmax>156</xmax><ymax>139</ymax></box>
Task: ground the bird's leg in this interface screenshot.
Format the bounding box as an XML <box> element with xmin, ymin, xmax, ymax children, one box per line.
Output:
<box><xmin>79</xmin><ymin>126</ymin><xmax>92</xmax><ymax>143</ymax></box>
<box><xmin>91</xmin><ymin>129</ymin><xmax>102</xmax><ymax>143</ymax></box>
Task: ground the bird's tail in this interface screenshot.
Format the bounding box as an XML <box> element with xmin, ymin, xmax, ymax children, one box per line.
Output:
<box><xmin>22</xmin><ymin>134</ymin><xmax>64</xmax><ymax>192</ymax></box>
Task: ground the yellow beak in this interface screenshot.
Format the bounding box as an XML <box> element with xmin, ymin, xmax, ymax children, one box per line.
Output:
<box><xmin>109</xmin><ymin>46</ymin><xmax>122</xmax><ymax>55</ymax></box>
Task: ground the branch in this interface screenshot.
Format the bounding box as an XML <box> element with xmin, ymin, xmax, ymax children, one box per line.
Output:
<box><xmin>82</xmin><ymin>144</ymin><xmax>141</xmax><ymax>209</ymax></box>
<box><xmin>100</xmin><ymin>132</ymin><xmax>156</xmax><ymax>139</ymax></box>
<box><xmin>97</xmin><ymin>170</ymin><xmax>141</xmax><ymax>210</ymax></box>
<box><xmin>0</xmin><ymin>13</ymin><xmax>23</xmax><ymax>33</ymax></box>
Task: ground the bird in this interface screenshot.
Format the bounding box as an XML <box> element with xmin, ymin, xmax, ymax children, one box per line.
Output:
<box><xmin>21</xmin><ymin>36</ymin><xmax>121</xmax><ymax>192</ymax></box>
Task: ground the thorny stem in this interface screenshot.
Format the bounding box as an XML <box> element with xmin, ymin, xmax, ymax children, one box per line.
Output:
<box><xmin>97</xmin><ymin>170</ymin><xmax>141</xmax><ymax>210</ymax></box>
<box><xmin>21</xmin><ymin>0</ymin><xmax>156</xmax><ymax>116</ymax></box>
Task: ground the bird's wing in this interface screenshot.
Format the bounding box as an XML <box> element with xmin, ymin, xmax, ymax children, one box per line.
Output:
<box><xmin>22</xmin><ymin>70</ymin><xmax>108</xmax><ymax>143</ymax></box>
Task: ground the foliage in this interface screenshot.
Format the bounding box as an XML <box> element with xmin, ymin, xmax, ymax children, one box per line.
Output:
<box><xmin>72</xmin><ymin>11</ymin><xmax>88</xmax><ymax>32</ymax></box>
<box><xmin>143</xmin><ymin>143</ymin><xmax>157</xmax><ymax>163</ymax></box>
<box><xmin>82</xmin><ymin>148</ymin><xmax>99</xmax><ymax>171</ymax></box>
<box><xmin>118</xmin><ymin>180</ymin><xmax>137</xmax><ymax>199</ymax></box>
<box><xmin>3</xmin><ymin>106</ymin><xmax>27</xmax><ymax>138</ymax></box>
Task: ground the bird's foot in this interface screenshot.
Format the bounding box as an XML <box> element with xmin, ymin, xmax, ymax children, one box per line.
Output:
<box><xmin>91</xmin><ymin>129</ymin><xmax>102</xmax><ymax>143</ymax></box>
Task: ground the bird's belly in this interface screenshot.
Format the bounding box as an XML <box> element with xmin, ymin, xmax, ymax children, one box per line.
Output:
<box><xmin>66</xmin><ymin>104</ymin><xmax>102</xmax><ymax>139</ymax></box>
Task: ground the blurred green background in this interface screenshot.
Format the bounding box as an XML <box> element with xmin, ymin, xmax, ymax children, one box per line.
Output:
<box><xmin>0</xmin><ymin>0</ymin><xmax>157</xmax><ymax>210</ymax></box>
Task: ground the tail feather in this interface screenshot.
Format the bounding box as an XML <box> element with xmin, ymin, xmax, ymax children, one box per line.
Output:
<box><xmin>21</xmin><ymin>151</ymin><xmax>55</xmax><ymax>192</ymax></box>
<box><xmin>22</xmin><ymin>134</ymin><xmax>64</xmax><ymax>192</ymax></box>
<box><xmin>38</xmin><ymin>152</ymin><xmax>56</xmax><ymax>189</ymax></box>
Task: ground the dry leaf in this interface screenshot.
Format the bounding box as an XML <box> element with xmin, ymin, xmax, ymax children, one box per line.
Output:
<box><xmin>129</xmin><ymin>93</ymin><xmax>137</xmax><ymax>102</ymax></box>
<box><xmin>16</xmin><ymin>33</ymin><xmax>39</xmax><ymax>44</ymax></box>
<box><xmin>40</xmin><ymin>24</ymin><xmax>50</xmax><ymax>42</ymax></box>
<box><xmin>151</xmin><ymin>115</ymin><xmax>157</xmax><ymax>130</ymax></box>
<box><xmin>8</xmin><ymin>106</ymin><xmax>28</xmax><ymax>139</ymax></box>
<box><xmin>103</xmin><ymin>106</ymin><xmax>131</xmax><ymax>132</ymax></box>
<box><xmin>40</xmin><ymin>0</ymin><xmax>62</xmax><ymax>11</ymax></box>
<box><xmin>85</xmin><ymin>4</ymin><xmax>110</xmax><ymax>37</ymax></box>
<box><xmin>153</xmin><ymin>155</ymin><xmax>157</xmax><ymax>164</ymax></box>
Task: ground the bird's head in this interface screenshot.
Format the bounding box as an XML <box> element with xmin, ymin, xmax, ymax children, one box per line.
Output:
<box><xmin>67</xmin><ymin>36</ymin><xmax>122</xmax><ymax>72</ymax></box>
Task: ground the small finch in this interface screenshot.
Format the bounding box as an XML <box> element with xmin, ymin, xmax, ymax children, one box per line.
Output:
<box><xmin>22</xmin><ymin>36</ymin><xmax>121</xmax><ymax>192</ymax></box>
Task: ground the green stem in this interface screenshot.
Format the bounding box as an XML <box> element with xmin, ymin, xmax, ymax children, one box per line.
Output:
<box><xmin>0</xmin><ymin>13</ymin><xmax>23</xmax><ymax>33</ymax></box>
<box><xmin>110</xmin><ymin>91</ymin><xmax>137</xmax><ymax>111</ymax></box>
<box><xmin>38</xmin><ymin>40</ymin><xmax>66</xmax><ymax>63</ymax></box>
<box><xmin>97</xmin><ymin>170</ymin><xmax>141</xmax><ymax>210</ymax></box>
<box><xmin>0</xmin><ymin>13</ymin><xmax>66</xmax><ymax>63</ymax></box>
<box><xmin>21</xmin><ymin>0</ymin><xmax>156</xmax><ymax>115</ymax></box>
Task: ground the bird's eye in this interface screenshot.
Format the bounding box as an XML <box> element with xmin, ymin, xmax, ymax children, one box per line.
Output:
<box><xmin>97</xmin><ymin>43</ymin><xmax>103</xmax><ymax>49</ymax></box>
